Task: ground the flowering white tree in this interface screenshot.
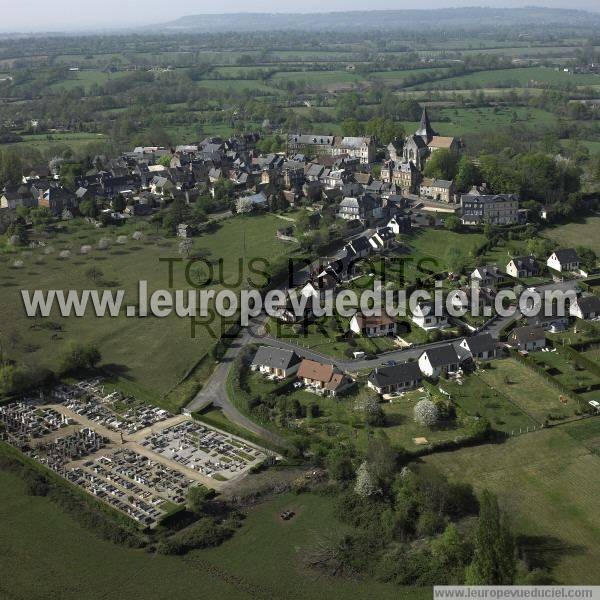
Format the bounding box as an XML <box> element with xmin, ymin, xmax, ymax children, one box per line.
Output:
<box><xmin>414</xmin><ymin>399</ymin><xmax>439</xmax><ymax>428</ymax></box>
<box><xmin>354</xmin><ymin>461</ymin><xmax>378</xmax><ymax>498</ymax></box>
<box><xmin>179</xmin><ymin>238</ymin><xmax>193</xmax><ymax>257</ymax></box>
<box><xmin>235</xmin><ymin>197</ymin><xmax>253</xmax><ymax>214</ymax></box>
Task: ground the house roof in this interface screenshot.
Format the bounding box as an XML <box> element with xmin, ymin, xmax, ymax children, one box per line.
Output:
<box><xmin>552</xmin><ymin>248</ymin><xmax>579</xmax><ymax>264</ymax></box>
<box><xmin>368</xmin><ymin>362</ymin><xmax>421</xmax><ymax>388</ymax></box>
<box><xmin>251</xmin><ymin>346</ymin><xmax>300</xmax><ymax>371</ymax></box>
<box><xmin>460</xmin><ymin>333</ymin><xmax>495</xmax><ymax>355</ymax></box>
<box><xmin>420</xmin><ymin>344</ymin><xmax>459</xmax><ymax>367</ymax></box>
<box><xmin>427</xmin><ymin>136</ymin><xmax>456</xmax><ymax>149</ymax></box>
<box><xmin>297</xmin><ymin>359</ymin><xmax>339</xmax><ymax>384</ymax></box>
<box><xmin>576</xmin><ymin>295</ymin><xmax>600</xmax><ymax>313</ymax></box>
<box><xmin>352</xmin><ymin>312</ymin><xmax>395</xmax><ymax>329</ymax></box>
<box><xmin>509</xmin><ymin>326</ymin><xmax>545</xmax><ymax>343</ymax></box>
<box><xmin>508</xmin><ymin>255</ymin><xmax>538</xmax><ymax>270</ymax></box>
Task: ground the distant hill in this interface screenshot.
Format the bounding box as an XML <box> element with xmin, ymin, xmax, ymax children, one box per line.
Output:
<box><xmin>157</xmin><ymin>7</ymin><xmax>600</xmax><ymax>33</ymax></box>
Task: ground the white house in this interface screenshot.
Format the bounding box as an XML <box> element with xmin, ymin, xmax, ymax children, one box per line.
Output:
<box><xmin>251</xmin><ymin>347</ymin><xmax>301</xmax><ymax>378</ymax></box>
<box><xmin>411</xmin><ymin>301</ymin><xmax>448</xmax><ymax>330</ymax></box>
<box><xmin>507</xmin><ymin>326</ymin><xmax>546</xmax><ymax>352</ymax></box>
<box><xmin>505</xmin><ymin>256</ymin><xmax>540</xmax><ymax>279</ymax></box>
<box><xmin>369</xmin><ymin>227</ymin><xmax>396</xmax><ymax>251</ymax></box>
<box><xmin>570</xmin><ymin>295</ymin><xmax>600</xmax><ymax>320</ymax></box>
<box><xmin>350</xmin><ymin>313</ymin><xmax>397</xmax><ymax>337</ymax></box>
<box><xmin>418</xmin><ymin>345</ymin><xmax>460</xmax><ymax>378</ymax></box>
<box><xmin>547</xmin><ymin>249</ymin><xmax>580</xmax><ymax>273</ymax></box>
<box><xmin>457</xmin><ymin>333</ymin><xmax>497</xmax><ymax>360</ymax></box>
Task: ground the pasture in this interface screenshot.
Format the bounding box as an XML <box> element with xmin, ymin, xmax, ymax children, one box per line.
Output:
<box><xmin>0</xmin><ymin>469</ymin><xmax>422</xmax><ymax>600</ymax></box>
<box><xmin>423</xmin><ymin>424</ymin><xmax>600</xmax><ymax>584</ymax></box>
<box><xmin>542</xmin><ymin>217</ymin><xmax>600</xmax><ymax>256</ymax></box>
<box><xmin>0</xmin><ymin>213</ymin><xmax>296</xmax><ymax>410</ymax></box>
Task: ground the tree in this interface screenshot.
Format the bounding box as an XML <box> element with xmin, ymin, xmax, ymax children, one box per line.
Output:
<box><xmin>30</xmin><ymin>206</ymin><xmax>53</xmax><ymax>229</ymax></box>
<box><xmin>465</xmin><ymin>490</ymin><xmax>516</xmax><ymax>585</ymax></box>
<box><xmin>444</xmin><ymin>215</ymin><xmax>461</xmax><ymax>232</ymax></box>
<box><xmin>0</xmin><ymin>363</ymin><xmax>27</xmax><ymax>396</ymax></box>
<box><xmin>354</xmin><ymin>461</ymin><xmax>378</xmax><ymax>498</ymax></box>
<box><xmin>454</xmin><ymin>156</ymin><xmax>481</xmax><ymax>192</ymax></box>
<box><xmin>79</xmin><ymin>197</ymin><xmax>98</xmax><ymax>218</ymax></box>
<box><xmin>59</xmin><ymin>343</ymin><xmax>102</xmax><ymax>374</ymax></box>
<box><xmin>0</xmin><ymin>150</ymin><xmax>23</xmax><ymax>186</ymax></box>
<box><xmin>111</xmin><ymin>194</ymin><xmax>126</xmax><ymax>212</ymax></box>
<box><xmin>326</xmin><ymin>448</ymin><xmax>354</xmax><ymax>482</ymax></box>
<box><xmin>158</xmin><ymin>153</ymin><xmax>172</xmax><ymax>167</ymax></box>
<box><xmin>423</xmin><ymin>149</ymin><xmax>459</xmax><ymax>181</ymax></box>
<box><xmin>235</xmin><ymin>197</ymin><xmax>253</xmax><ymax>214</ymax></box>
<box><xmin>187</xmin><ymin>485</ymin><xmax>215</xmax><ymax>514</ymax></box>
<box><xmin>414</xmin><ymin>399</ymin><xmax>439</xmax><ymax>428</ymax></box>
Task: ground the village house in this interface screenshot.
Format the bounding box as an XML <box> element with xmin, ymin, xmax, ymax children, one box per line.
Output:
<box><xmin>251</xmin><ymin>347</ymin><xmax>301</xmax><ymax>378</ymax></box>
<box><xmin>460</xmin><ymin>192</ymin><xmax>520</xmax><ymax>226</ymax></box>
<box><xmin>470</xmin><ymin>265</ymin><xmax>506</xmax><ymax>288</ymax></box>
<box><xmin>332</xmin><ymin>136</ymin><xmax>376</xmax><ymax>165</ymax></box>
<box><xmin>287</xmin><ymin>134</ymin><xmax>336</xmax><ymax>157</ymax></box>
<box><xmin>419</xmin><ymin>178</ymin><xmax>455</xmax><ymax>203</ymax></box>
<box><xmin>367</xmin><ymin>362</ymin><xmax>422</xmax><ymax>395</ymax></box>
<box><xmin>507</xmin><ymin>326</ymin><xmax>546</xmax><ymax>352</ymax></box>
<box><xmin>505</xmin><ymin>256</ymin><xmax>540</xmax><ymax>279</ymax></box>
<box><xmin>337</xmin><ymin>195</ymin><xmax>382</xmax><ymax>222</ymax></box>
<box><xmin>296</xmin><ymin>359</ymin><xmax>354</xmax><ymax>397</ymax></box>
<box><xmin>570</xmin><ymin>295</ymin><xmax>600</xmax><ymax>320</ymax></box>
<box><xmin>418</xmin><ymin>345</ymin><xmax>460</xmax><ymax>378</ymax></box>
<box><xmin>387</xmin><ymin>213</ymin><xmax>412</xmax><ymax>235</ymax></box>
<box><xmin>349</xmin><ymin>312</ymin><xmax>397</xmax><ymax>337</ymax></box>
<box><xmin>344</xmin><ymin>235</ymin><xmax>372</xmax><ymax>260</ymax></box>
<box><xmin>369</xmin><ymin>227</ymin><xmax>396</xmax><ymax>251</ymax></box>
<box><xmin>411</xmin><ymin>301</ymin><xmax>449</xmax><ymax>330</ymax></box>
<box><xmin>547</xmin><ymin>249</ymin><xmax>580</xmax><ymax>273</ymax></box>
<box><xmin>457</xmin><ymin>333</ymin><xmax>497</xmax><ymax>360</ymax></box>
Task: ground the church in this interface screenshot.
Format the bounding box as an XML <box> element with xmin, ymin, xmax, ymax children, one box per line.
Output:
<box><xmin>381</xmin><ymin>108</ymin><xmax>461</xmax><ymax>196</ymax></box>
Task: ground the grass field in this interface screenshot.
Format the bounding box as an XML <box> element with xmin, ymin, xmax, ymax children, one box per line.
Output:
<box><xmin>478</xmin><ymin>358</ymin><xmax>579</xmax><ymax>423</ymax></box>
<box><xmin>415</xmin><ymin>66</ymin><xmax>600</xmax><ymax>89</ymax></box>
<box><xmin>423</xmin><ymin>423</ymin><xmax>600</xmax><ymax>584</ymax></box>
<box><xmin>3</xmin><ymin>132</ymin><xmax>109</xmax><ymax>154</ymax></box>
<box><xmin>0</xmin><ymin>469</ymin><xmax>424</xmax><ymax>600</ymax></box>
<box><xmin>0</xmin><ymin>213</ymin><xmax>296</xmax><ymax>410</ymax></box>
<box><xmin>543</xmin><ymin>217</ymin><xmax>600</xmax><ymax>256</ymax></box>
<box><xmin>442</xmin><ymin>369</ymin><xmax>538</xmax><ymax>433</ymax></box>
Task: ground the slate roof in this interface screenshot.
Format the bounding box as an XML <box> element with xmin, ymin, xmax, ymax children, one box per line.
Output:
<box><xmin>460</xmin><ymin>333</ymin><xmax>495</xmax><ymax>355</ymax></box>
<box><xmin>553</xmin><ymin>248</ymin><xmax>580</xmax><ymax>264</ymax></box>
<box><xmin>368</xmin><ymin>362</ymin><xmax>421</xmax><ymax>388</ymax></box>
<box><xmin>251</xmin><ymin>347</ymin><xmax>301</xmax><ymax>371</ymax></box>
<box><xmin>420</xmin><ymin>344</ymin><xmax>459</xmax><ymax>367</ymax></box>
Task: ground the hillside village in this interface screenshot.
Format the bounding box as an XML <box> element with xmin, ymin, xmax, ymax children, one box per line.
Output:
<box><xmin>0</xmin><ymin>95</ymin><xmax>600</xmax><ymax>596</ymax></box>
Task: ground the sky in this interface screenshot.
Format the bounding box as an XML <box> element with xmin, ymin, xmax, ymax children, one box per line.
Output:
<box><xmin>1</xmin><ymin>1</ymin><xmax>599</xmax><ymax>33</ymax></box>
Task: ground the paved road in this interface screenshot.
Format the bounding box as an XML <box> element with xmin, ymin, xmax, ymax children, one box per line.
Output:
<box><xmin>186</xmin><ymin>317</ymin><xmax>287</xmax><ymax>448</ymax></box>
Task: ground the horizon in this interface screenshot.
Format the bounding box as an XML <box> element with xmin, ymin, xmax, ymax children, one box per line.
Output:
<box><xmin>2</xmin><ymin>2</ymin><xmax>600</xmax><ymax>34</ymax></box>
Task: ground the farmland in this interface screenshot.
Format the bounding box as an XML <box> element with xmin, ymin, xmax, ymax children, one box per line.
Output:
<box><xmin>0</xmin><ymin>469</ymin><xmax>422</xmax><ymax>600</ymax></box>
<box><xmin>0</xmin><ymin>213</ymin><xmax>297</xmax><ymax>410</ymax></box>
<box><xmin>542</xmin><ymin>217</ymin><xmax>600</xmax><ymax>256</ymax></box>
<box><xmin>423</xmin><ymin>423</ymin><xmax>600</xmax><ymax>585</ymax></box>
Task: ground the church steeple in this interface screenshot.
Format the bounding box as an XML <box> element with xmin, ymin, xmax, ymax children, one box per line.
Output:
<box><xmin>416</xmin><ymin>107</ymin><xmax>436</xmax><ymax>142</ymax></box>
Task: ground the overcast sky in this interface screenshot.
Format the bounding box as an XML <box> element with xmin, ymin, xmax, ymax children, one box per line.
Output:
<box><xmin>2</xmin><ymin>1</ymin><xmax>599</xmax><ymax>33</ymax></box>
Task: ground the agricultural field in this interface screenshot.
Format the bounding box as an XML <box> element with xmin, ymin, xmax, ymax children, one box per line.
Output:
<box><xmin>0</xmin><ymin>469</ymin><xmax>419</xmax><ymax>600</ymax></box>
<box><xmin>542</xmin><ymin>217</ymin><xmax>600</xmax><ymax>256</ymax></box>
<box><xmin>0</xmin><ymin>213</ymin><xmax>297</xmax><ymax>410</ymax></box>
<box><xmin>423</xmin><ymin>423</ymin><xmax>600</xmax><ymax>584</ymax></box>
<box><xmin>478</xmin><ymin>358</ymin><xmax>581</xmax><ymax>423</ymax></box>
<box><xmin>414</xmin><ymin>66</ymin><xmax>600</xmax><ymax>90</ymax></box>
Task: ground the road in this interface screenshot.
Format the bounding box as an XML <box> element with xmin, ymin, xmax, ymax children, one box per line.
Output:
<box><xmin>186</xmin><ymin>317</ymin><xmax>287</xmax><ymax>447</ymax></box>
